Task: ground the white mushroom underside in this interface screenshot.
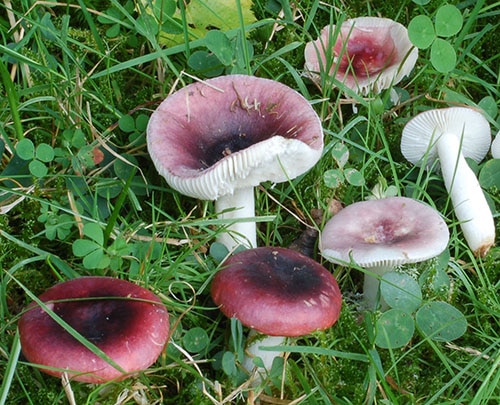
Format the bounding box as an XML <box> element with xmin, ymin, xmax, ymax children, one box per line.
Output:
<box><xmin>321</xmin><ymin>246</ymin><xmax>437</xmax><ymax>269</ymax></box>
<box><xmin>491</xmin><ymin>131</ymin><xmax>500</xmax><ymax>159</ymax></box>
<box><xmin>401</xmin><ymin>108</ymin><xmax>491</xmax><ymax>168</ymax></box>
<box><xmin>153</xmin><ymin>135</ymin><xmax>322</xmax><ymax>201</ymax></box>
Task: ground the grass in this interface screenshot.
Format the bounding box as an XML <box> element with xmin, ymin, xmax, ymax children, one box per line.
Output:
<box><xmin>1</xmin><ymin>0</ymin><xmax>499</xmax><ymax>403</ymax></box>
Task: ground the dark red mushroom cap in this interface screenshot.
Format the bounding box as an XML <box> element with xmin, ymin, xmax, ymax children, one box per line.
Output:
<box><xmin>211</xmin><ymin>247</ymin><xmax>342</xmax><ymax>337</ymax></box>
<box><xmin>18</xmin><ymin>277</ymin><xmax>169</xmax><ymax>383</ymax></box>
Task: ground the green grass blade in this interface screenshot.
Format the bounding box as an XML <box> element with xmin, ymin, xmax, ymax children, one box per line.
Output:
<box><xmin>260</xmin><ymin>344</ymin><xmax>369</xmax><ymax>362</ymax></box>
<box><xmin>0</xmin><ymin>58</ymin><xmax>23</xmax><ymax>140</ymax></box>
<box><xmin>0</xmin><ymin>329</ymin><xmax>21</xmax><ymax>405</ymax></box>
<box><xmin>75</xmin><ymin>0</ymin><xmax>105</xmax><ymax>53</ymax></box>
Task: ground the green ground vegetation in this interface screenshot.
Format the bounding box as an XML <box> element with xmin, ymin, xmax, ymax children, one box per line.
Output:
<box><xmin>1</xmin><ymin>0</ymin><xmax>499</xmax><ymax>404</ymax></box>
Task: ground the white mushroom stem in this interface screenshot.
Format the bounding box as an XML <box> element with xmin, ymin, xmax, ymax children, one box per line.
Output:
<box><xmin>215</xmin><ymin>187</ymin><xmax>257</xmax><ymax>250</ymax></box>
<box><xmin>436</xmin><ymin>132</ymin><xmax>495</xmax><ymax>256</ymax></box>
<box><xmin>363</xmin><ymin>265</ymin><xmax>391</xmax><ymax>310</ymax></box>
<box><xmin>242</xmin><ymin>332</ymin><xmax>286</xmax><ymax>380</ymax></box>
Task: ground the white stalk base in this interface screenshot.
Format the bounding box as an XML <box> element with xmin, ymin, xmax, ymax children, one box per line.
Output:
<box><xmin>242</xmin><ymin>332</ymin><xmax>286</xmax><ymax>381</ymax></box>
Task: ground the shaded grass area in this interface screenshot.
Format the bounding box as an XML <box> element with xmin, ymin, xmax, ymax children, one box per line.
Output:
<box><xmin>1</xmin><ymin>0</ymin><xmax>499</xmax><ymax>404</ymax></box>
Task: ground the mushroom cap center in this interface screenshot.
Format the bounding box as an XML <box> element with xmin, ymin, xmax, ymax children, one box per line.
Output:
<box><xmin>233</xmin><ymin>249</ymin><xmax>327</xmax><ymax>298</ymax></box>
<box><xmin>335</xmin><ymin>28</ymin><xmax>397</xmax><ymax>77</ymax></box>
<box><xmin>201</xmin><ymin>132</ymin><xmax>255</xmax><ymax>168</ymax></box>
<box><xmin>364</xmin><ymin>219</ymin><xmax>410</xmax><ymax>245</ymax></box>
<box><xmin>51</xmin><ymin>296</ymin><xmax>139</xmax><ymax>345</ymax></box>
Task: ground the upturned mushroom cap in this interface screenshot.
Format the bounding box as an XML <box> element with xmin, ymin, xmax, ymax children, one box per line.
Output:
<box><xmin>147</xmin><ymin>75</ymin><xmax>323</xmax><ymax>200</ymax></box>
<box><xmin>319</xmin><ymin>197</ymin><xmax>449</xmax><ymax>268</ymax></box>
<box><xmin>211</xmin><ymin>247</ymin><xmax>342</xmax><ymax>337</ymax></box>
<box><xmin>400</xmin><ymin>107</ymin><xmax>491</xmax><ymax>167</ymax></box>
<box><xmin>18</xmin><ymin>277</ymin><xmax>169</xmax><ymax>383</ymax></box>
<box><xmin>304</xmin><ymin>17</ymin><xmax>418</xmax><ymax>96</ymax></box>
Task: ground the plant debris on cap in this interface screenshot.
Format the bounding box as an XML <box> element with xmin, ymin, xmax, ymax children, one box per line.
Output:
<box><xmin>211</xmin><ymin>247</ymin><xmax>342</xmax><ymax>337</ymax></box>
<box><xmin>147</xmin><ymin>74</ymin><xmax>323</xmax><ymax>250</ymax></box>
<box><xmin>18</xmin><ymin>277</ymin><xmax>169</xmax><ymax>384</ymax></box>
<box><xmin>304</xmin><ymin>17</ymin><xmax>418</xmax><ymax>96</ymax></box>
<box><xmin>146</xmin><ymin>74</ymin><xmax>323</xmax><ymax>201</ymax></box>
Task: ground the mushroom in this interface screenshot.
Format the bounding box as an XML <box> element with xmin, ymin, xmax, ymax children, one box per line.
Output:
<box><xmin>319</xmin><ymin>197</ymin><xmax>449</xmax><ymax>309</ymax></box>
<box><xmin>400</xmin><ymin>107</ymin><xmax>494</xmax><ymax>256</ymax></box>
<box><xmin>18</xmin><ymin>277</ymin><xmax>169</xmax><ymax>383</ymax></box>
<box><xmin>147</xmin><ymin>75</ymin><xmax>323</xmax><ymax>250</ymax></box>
<box><xmin>304</xmin><ymin>17</ymin><xmax>418</xmax><ymax>96</ymax></box>
<box><xmin>491</xmin><ymin>130</ymin><xmax>500</xmax><ymax>159</ymax></box>
<box><xmin>211</xmin><ymin>246</ymin><xmax>341</xmax><ymax>376</ymax></box>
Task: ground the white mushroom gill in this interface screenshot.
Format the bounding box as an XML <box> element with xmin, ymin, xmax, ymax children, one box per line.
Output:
<box><xmin>491</xmin><ymin>130</ymin><xmax>500</xmax><ymax>159</ymax></box>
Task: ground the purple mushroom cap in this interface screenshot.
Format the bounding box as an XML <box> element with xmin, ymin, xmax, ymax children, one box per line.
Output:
<box><xmin>211</xmin><ymin>247</ymin><xmax>342</xmax><ymax>337</ymax></box>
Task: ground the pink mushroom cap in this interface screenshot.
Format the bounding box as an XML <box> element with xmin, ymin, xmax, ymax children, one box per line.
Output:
<box><xmin>18</xmin><ymin>277</ymin><xmax>169</xmax><ymax>383</ymax></box>
<box><xmin>304</xmin><ymin>17</ymin><xmax>418</xmax><ymax>96</ymax></box>
<box><xmin>319</xmin><ymin>197</ymin><xmax>449</xmax><ymax>268</ymax></box>
<box><xmin>211</xmin><ymin>247</ymin><xmax>342</xmax><ymax>337</ymax></box>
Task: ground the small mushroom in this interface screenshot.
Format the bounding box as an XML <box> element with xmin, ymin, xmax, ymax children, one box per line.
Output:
<box><xmin>401</xmin><ymin>107</ymin><xmax>494</xmax><ymax>256</ymax></box>
<box><xmin>304</xmin><ymin>17</ymin><xmax>418</xmax><ymax>96</ymax></box>
<box><xmin>319</xmin><ymin>197</ymin><xmax>449</xmax><ymax>309</ymax></box>
<box><xmin>211</xmin><ymin>247</ymin><xmax>341</xmax><ymax>375</ymax></box>
<box><xmin>147</xmin><ymin>75</ymin><xmax>323</xmax><ymax>250</ymax></box>
<box><xmin>18</xmin><ymin>277</ymin><xmax>169</xmax><ymax>383</ymax></box>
